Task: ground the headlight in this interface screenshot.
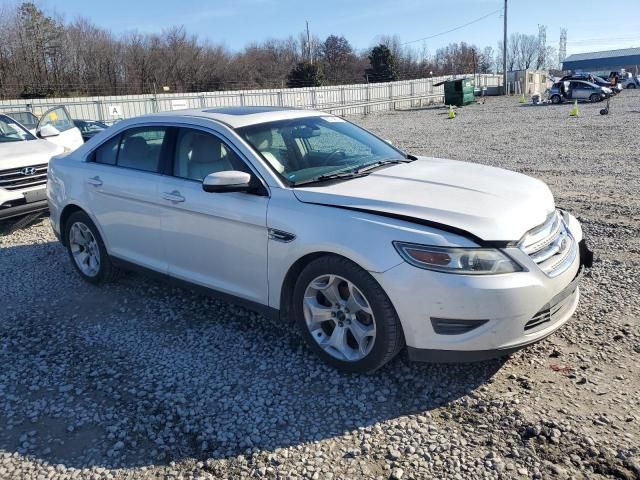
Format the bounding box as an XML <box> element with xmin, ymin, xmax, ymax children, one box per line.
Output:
<box><xmin>393</xmin><ymin>242</ymin><xmax>522</xmax><ymax>275</ymax></box>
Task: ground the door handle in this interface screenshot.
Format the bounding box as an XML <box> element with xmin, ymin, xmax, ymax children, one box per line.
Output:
<box><xmin>162</xmin><ymin>191</ymin><xmax>185</xmax><ymax>203</ymax></box>
<box><xmin>87</xmin><ymin>176</ymin><xmax>103</xmax><ymax>186</ymax></box>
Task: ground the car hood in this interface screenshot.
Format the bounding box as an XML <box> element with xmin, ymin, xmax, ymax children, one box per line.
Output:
<box><xmin>0</xmin><ymin>139</ymin><xmax>62</xmax><ymax>170</ymax></box>
<box><xmin>293</xmin><ymin>157</ymin><xmax>555</xmax><ymax>242</ymax></box>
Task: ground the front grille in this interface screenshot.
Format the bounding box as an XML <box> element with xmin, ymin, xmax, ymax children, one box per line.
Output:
<box><xmin>0</xmin><ymin>163</ymin><xmax>48</xmax><ymax>191</ymax></box>
<box><xmin>520</xmin><ymin>211</ymin><xmax>577</xmax><ymax>278</ymax></box>
<box><xmin>525</xmin><ymin>286</ymin><xmax>577</xmax><ymax>331</ymax></box>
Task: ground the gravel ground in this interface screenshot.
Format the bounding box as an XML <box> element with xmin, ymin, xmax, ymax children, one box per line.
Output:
<box><xmin>1</xmin><ymin>92</ymin><xmax>639</xmax><ymax>480</ymax></box>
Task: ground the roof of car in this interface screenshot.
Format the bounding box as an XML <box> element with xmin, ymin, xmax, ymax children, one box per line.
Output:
<box><xmin>147</xmin><ymin>106</ymin><xmax>327</xmax><ymax>129</ymax></box>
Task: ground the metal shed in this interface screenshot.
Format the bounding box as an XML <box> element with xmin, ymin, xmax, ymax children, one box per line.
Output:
<box><xmin>562</xmin><ymin>48</ymin><xmax>640</xmax><ymax>73</ymax></box>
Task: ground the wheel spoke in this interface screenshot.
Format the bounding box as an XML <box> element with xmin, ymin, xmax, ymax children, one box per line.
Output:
<box><xmin>303</xmin><ymin>297</ymin><xmax>334</xmax><ymax>327</ymax></box>
<box><xmin>317</xmin><ymin>276</ymin><xmax>343</xmax><ymax>306</ymax></box>
<box><xmin>78</xmin><ymin>225</ymin><xmax>91</xmax><ymax>243</ymax></box>
<box><xmin>88</xmin><ymin>254</ymin><xmax>99</xmax><ymax>271</ymax></box>
<box><xmin>70</xmin><ymin>225</ymin><xmax>83</xmax><ymax>247</ymax></box>
<box><xmin>346</xmin><ymin>283</ymin><xmax>372</xmax><ymax>315</ymax></box>
<box><xmin>77</xmin><ymin>251</ymin><xmax>89</xmax><ymax>265</ymax></box>
<box><xmin>324</xmin><ymin>325</ymin><xmax>350</xmax><ymax>359</ymax></box>
<box><xmin>349</xmin><ymin>319</ymin><xmax>375</xmax><ymax>355</ymax></box>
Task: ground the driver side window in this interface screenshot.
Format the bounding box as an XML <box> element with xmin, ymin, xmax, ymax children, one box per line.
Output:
<box><xmin>40</xmin><ymin>107</ymin><xmax>74</xmax><ymax>133</ymax></box>
<box><xmin>173</xmin><ymin>128</ymin><xmax>247</xmax><ymax>181</ymax></box>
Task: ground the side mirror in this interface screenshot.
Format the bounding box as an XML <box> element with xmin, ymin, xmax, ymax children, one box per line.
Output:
<box><xmin>203</xmin><ymin>171</ymin><xmax>252</xmax><ymax>193</ymax></box>
<box><xmin>38</xmin><ymin>124</ymin><xmax>61</xmax><ymax>138</ymax></box>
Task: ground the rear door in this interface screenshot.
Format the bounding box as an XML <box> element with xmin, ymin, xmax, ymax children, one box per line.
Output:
<box><xmin>83</xmin><ymin>125</ymin><xmax>172</xmax><ymax>272</ymax></box>
<box><xmin>37</xmin><ymin>106</ymin><xmax>84</xmax><ymax>151</ymax></box>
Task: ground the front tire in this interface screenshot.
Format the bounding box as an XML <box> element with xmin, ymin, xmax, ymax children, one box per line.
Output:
<box><xmin>550</xmin><ymin>95</ymin><xmax>562</xmax><ymax>104</ymax></box>
<box><xmin>590</xmin><ymin>93</ymin><xmax>601</xmax><ymax>103</ymax></box>
<box><xmin>292</xmin><ymin>255</ymin><xmax>404</xmax><ymax>373</ymax></box>
<box><xmin>65</xmin><ymin>211</ymin><xmax>120</xmax><ymax>284</ymax></box>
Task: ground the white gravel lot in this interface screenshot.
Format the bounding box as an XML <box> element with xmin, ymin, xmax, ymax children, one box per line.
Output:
<box><xmin>0</xmin><ymin>92</ymin><xmax>639</xmax><ymax>480</ymax></box>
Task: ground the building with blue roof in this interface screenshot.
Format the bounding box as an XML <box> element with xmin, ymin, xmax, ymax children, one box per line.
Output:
<box><xmin>562</xmin><ymin>48</ymin><xmax>640</xmax><ymax>73</ymax></box>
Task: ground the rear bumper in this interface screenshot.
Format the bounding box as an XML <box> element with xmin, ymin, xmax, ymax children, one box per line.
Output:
<box><xmin>0</xmin><ymin>199</ymin><xmax>48</xmax><ymax>221</ymax></box>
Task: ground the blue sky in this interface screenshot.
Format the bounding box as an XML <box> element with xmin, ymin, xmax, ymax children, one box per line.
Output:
<box><xmin>37</xmin><ymin>0</ymin><xmax>640</xmax><ymax>55</ymax></box>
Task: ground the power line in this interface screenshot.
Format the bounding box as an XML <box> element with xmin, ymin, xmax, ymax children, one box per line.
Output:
<box><xmin>402</xmin><ymin>8</ymin><xmax>503</xmax><ymax>46</ymax></box>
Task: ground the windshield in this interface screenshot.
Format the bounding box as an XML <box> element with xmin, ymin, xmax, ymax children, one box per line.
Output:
<box><xmin>237</xmin><ymin>115</ymin><xmax>405</xmax><ymax>185</ymax></box>
<box><xmin>0</xmin><ymin>114</ymin><xmax>36</xmax><ymax>143</ymax></box>
<box><xmin>6</xmin><ymin>111</ymin><xmax>38</xmax><ymax>130</ymax></box>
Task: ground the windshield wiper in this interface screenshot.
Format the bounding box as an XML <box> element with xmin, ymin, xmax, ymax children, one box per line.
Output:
<box><xmin>292</xmin><ymin>158</ymin><xmax>411</xmax><ymax>187</ymax></box>
<box><xmin>351</xmin><ymin>159</ymin><xmax>407</xmax><ymax>174</ymax></box>
<box><xmin>293</xmin><ymin>170</ymin><xmax>369</xmax><ymax>186</ymax></box>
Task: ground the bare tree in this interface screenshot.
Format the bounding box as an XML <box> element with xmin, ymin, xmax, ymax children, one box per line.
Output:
<box><xmin>0</xmin><ymin>2</ymin><xmax>508</xmax><ymax>99</ymax></box>
<box><xmin>516</xmin><ymin>34</ymin><xmax>539</xmax><ymax>70</ymax></box>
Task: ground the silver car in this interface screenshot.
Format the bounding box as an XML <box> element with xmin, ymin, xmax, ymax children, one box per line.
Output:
<box><xmin>549</xmin><ymin>80</ymin><xmax>611</xmax><ymax>104</ymax></box>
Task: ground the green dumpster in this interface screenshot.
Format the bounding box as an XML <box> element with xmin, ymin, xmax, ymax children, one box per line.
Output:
<box><xmin>434</xmin><ymin>78</ymin><xmax>475</xmax><ymax>107</ymax></box>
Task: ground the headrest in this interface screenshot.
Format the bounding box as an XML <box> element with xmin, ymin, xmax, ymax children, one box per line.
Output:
<box><xmin>190</xmin><ymin>134</ymin><xmax>222</xmax><ymax>164</ymax></box>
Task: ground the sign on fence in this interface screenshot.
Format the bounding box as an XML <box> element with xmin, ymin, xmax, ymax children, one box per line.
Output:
<box><xmin>171</xmin><ymin>99</ymin><xmax>189</xmax><ymax>110</ymax></box>
<box><xmin>107</xmin><ymin>105</ymin><xmax>122</xmax><ymax>117</ymax></box>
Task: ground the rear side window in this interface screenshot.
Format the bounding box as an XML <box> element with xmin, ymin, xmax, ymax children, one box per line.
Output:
<box><xmin>118</xmin><ymin>127</ymin><xmax>167</xmax><ymax>172</ymax></box>
<box><xmin>90</xmin><ymin>126</ymin><xmax>169</xmax><ymax>173</ymax></box>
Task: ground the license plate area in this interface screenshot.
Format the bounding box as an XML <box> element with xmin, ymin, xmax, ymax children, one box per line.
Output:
<box><xmin>23</xmin><ymin>189</ymin><xmax>47</xmax><ymax>203</ymax></box>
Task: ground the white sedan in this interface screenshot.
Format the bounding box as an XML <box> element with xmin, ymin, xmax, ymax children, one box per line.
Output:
<box><xmin>47</xmin><ymin>107</ymin><xmax>592</xmax><ymax>372</ymax></box>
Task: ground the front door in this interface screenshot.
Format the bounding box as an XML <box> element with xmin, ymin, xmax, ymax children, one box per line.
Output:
<box><xmin>159</xmin><ymin>127</ymin><xmax>269</xmax><ymax>304</ymax></box>
<box><xmin>37</xmin><ymin>106</ymin><xmax>84</xmax><ymax>151</ymax></box>
<box><xmin>570</xmin><ymin>82</ymin><xmax>589</xmax><ymax>100</ymax></box>
<box><xmin>83</xmin><ymin>125</ymin><xmax>171</xmax><ymax>273</ymax></box>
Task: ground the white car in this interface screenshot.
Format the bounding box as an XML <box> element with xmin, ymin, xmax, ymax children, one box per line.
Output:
<box><xmin>0</xmin><ymin>108</ymin><xmax>83</xmax><ymax>221</ymax></box>
<box><xmin>47</xmin><ymin>107</ymin><xmax>593</xmax><ymax>373</ymax></box>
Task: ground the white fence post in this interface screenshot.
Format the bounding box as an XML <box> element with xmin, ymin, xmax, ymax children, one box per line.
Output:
<box><xmin>95</xmin><ymin>100</ymin><xmax>104</xmax><ymax>121</ymax></box>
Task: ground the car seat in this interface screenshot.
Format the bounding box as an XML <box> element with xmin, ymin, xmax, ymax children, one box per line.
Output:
<box><xmin>247</xmin><ymin>129</ymin><xmax>286</xmax><ymax>173</ymax></box>
<box><xmin>187</xmin><ymin>133</ymin><xmax>233</xmax><ymax>181</ymax></box>
<box><xmin>120</xmin><ymin>136</ymin><xmax>155</xmax><ymax>170</ymax></box>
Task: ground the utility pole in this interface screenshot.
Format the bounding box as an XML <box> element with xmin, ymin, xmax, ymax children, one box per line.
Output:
<box><xmin>306</xmin><ymin>20</ymin><xmax>312</xmax><ymax>64</ymax></box>
<box><xmin>502</xmin><ymin>0</ymin><xmax>508</xmax><ymax>94</ymax></box>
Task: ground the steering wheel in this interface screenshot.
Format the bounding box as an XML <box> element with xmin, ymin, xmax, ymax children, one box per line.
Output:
<box><xmin>323</xmin><ymin>149</ymin><xmax>346</xmax><ymax>165</ymax></box>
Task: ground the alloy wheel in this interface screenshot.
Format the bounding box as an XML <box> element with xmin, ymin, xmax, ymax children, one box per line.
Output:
<box><xmin>303</xmin><ymin>274</ymin><xmax>376</xmax><ymax>362</ymax></box>
<box><xmin>69</xmin><ymin>221</ymin><xmax>101</xmax><ymax>277</ymax></box>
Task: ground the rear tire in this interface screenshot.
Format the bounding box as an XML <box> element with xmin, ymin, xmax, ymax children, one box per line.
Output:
<box><xmin>627</xmin><ymin>83</ymin><xmax>636</xmax><ymax>89</ymax></box>
<box><xmin>291</xmin><ymin>255</ymin><xmax>404</xmax><ymax>373</ymax></box>
<box><xmin>64</xmin><ymin>211</ymin><xmax>120</xmax><ymax>284</ymax></box>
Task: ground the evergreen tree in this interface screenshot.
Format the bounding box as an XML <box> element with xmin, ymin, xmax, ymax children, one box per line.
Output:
<box><xmin>286</xmin><ymin>61</ymin><xmax>323</xmax><ymax>88</ymax></box>
<box><xmin>365</xmin><ymin>44</ymin><xmax>398</xmax><ymax>83</ymax></box>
